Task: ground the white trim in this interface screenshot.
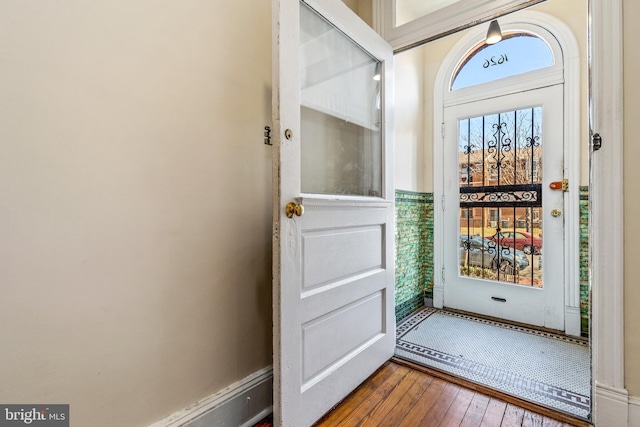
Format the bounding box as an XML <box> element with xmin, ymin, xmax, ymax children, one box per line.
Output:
<box><xmin>564</xmin><ymin>306</ymin><xmax>581</xmax><ymax>337</ymax></box>
<box><xmin>594</xmin><ymin>383</ymin><xmax>629</xmax><ymax>427</ymax></box>
<box><xmin>590</xmin><ymin>0</ymin><xmax>627</xmax><ymax>424</ymax></box>
<box><xmin>371</xmin><ymin>0</ymin><xmax>386</xmax><ymax>37</ymax></box>
<box><xmin>444</xmin><ymin>67</ymin><xmax>564</xmax><ymax>108</ymax></box>
<box><xmin>148</xmin><ymin>367</ymin><xmax>273</xmax><ymax>427</ymax></box>
<box><xmin>376</xmin><ymin>0</ymin><xmax>546</xmax><ymax>51</ymax></box>
<box><xmin>433</xmin><ymin>11</ymin><xmax>582</xmax><ymax>337</ymax></box>
<box><xmin>629</xmin><ymin>396</ymin><xmax>640</xmax><ymax>426</ymax></box>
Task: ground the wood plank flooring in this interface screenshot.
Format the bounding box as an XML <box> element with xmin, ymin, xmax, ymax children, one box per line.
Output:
<box><xmin>314</xmin><ymin>362</ymin><xmax>585</xmax><ymax>427</ymax></box>
<box><xmin>255</xmin><ymin>361</ymin><xmax>590</xmax><ymax>427</ymax></box>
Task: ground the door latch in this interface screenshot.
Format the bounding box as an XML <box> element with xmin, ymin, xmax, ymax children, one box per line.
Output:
<box><xmin>549</xmin><ymin>179</ymin><xmax>568</xmax><ymax>192</ymax></box>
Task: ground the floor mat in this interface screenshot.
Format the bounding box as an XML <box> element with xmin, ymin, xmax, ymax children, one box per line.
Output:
<box><xmin>395</xmin><ymin>307</ymin><xmax>591</xmax><ymax>420</ymax></box>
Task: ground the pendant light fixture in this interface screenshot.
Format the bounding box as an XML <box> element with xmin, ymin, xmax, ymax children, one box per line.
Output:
<box><xmin>486</xmin><ymin>20</ymin><xmax>503</xmax><ymax>45</ymax></box>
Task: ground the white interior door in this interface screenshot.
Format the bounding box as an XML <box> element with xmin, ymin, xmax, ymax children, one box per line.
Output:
<box><xmin>443</xmin><ymin>85</ymin><xmax>565</xmax><ymax>330</ymax></box>
<box><xmin>272</xmin><ymin>1</ymin><xmax>395</xmax><ymax>425</ymax></box>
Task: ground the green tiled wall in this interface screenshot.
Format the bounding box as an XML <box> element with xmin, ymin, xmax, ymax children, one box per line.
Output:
<box><xmin>395</xmin><ymin>190</ymin><xmax>433</xmax><ymax>321</ymax></box>
<box><xmin>394</xmin><ymin>187</ymin><xmax>590</xmax><ymax>336</ymax></box>
<box><xmin>580</xmin><ymin>186</ymin><xmax>589</xmax><ymax>337</ymax></box>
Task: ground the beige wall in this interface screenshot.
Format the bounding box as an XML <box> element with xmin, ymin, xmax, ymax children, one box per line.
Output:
<box><xmin>0</xmin><ymin>1</ymin><xmax>272</xmax><ymax>426</ymax></box>
<box><xmin>343</xmin><ymin>0</ymin><xmax>373</xmax><ymax>27</ymax></box>
<box><xmin>394</xmin><ymin>47</ymin><xmax>428</xmax><ymax>192</ymax></box>
<box><xmin>623</xmin><ymin>0</ymin><xmax>640</xmax><ymax>397</ymax></box>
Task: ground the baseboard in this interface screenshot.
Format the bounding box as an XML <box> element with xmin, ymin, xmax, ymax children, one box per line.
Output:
<box><xmin>149</xmin><ymin>366</ymin><xmax>273</xmax><ymax>427</ymax></box>
<box><xmin>594</xmin><ymin>382</ymin><xmax>629</xmax><ymax>426</ymax></box>
<box><xmin>433</xmin><ymin>285</ymin><xmax>444</xmax><ymax>309</ymax></box>
<box><xmin>629</xmin><ymin>396</ymin><xmax>640</xmax><ymax>426</ymax></box>
<box><xmin>564</xmin><ymin>306</ymin><xmax>581</xmax><ymax>337</ymax></box>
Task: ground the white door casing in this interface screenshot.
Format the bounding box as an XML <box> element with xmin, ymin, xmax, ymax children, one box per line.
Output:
<box><xmin>272</xmin><ymin>1</ymin><xmax>395</xmax><ymax>426</ymax></box>
<box><xmin>590</xmin><ymin>0</ymin><xmax>628</xmax><ymax>424</ymax></box>
<box><xmin>432</xmin><ymin>12</ymin><xmax>582</xmax><ymax>336</ymax></box>
<box><xmin>443</xmin><ymin>85</ymin><xmax>565</xmax><ymax>330</ymax></box>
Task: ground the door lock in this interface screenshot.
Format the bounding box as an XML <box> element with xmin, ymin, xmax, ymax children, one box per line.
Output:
<box><xmin>549</xmin><ymin>179</ymin><xmax>568</xmax><ymax>192</ymax></box>
<box><xmin>285</xmin><ymin>202</ymin><xmax>304</xmax><ymax>218</ymax></box>
<box><xmin>551</xmin><ymin>209</ymin><xmax>562</xmax><ymax>217</ymax></box>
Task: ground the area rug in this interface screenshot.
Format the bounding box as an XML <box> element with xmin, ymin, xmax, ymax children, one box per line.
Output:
<box><xmin>395</xmin><ymin>307</ymin><xmax>591</xmax><ymax>420</ymax></box>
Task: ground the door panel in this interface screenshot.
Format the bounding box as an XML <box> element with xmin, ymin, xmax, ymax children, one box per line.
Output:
<box><xmin>302</xmin><ymin>290</ymin><xmax>384</xmax><ymax>386</ymax></box>
<box><xmin>302</xmin><ymin>225</ymin><xmax>383</xmax><ymax>290</ymax></box>
<box><xmin>272</xmin><ymin>1</ymin><xmax>395</xmax><ymax>425</ymax></box>
<box><xmin>443</xmin><ymin>85</ymin><xmax>564</xmax><ymax>330</ymax></box>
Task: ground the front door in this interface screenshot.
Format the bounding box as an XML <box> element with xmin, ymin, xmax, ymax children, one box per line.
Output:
<box><xmin>443</xmin><ymin>85</ymin><xmax>565</xmax><ymax>330</ymax></box>
<box><xmin>272</xmin><ymin>1</ymin><xmax>395</xmax><ymax>425</ymax></box>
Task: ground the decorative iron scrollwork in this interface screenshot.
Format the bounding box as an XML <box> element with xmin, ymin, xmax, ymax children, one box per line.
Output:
<box><xmin>459</xmin><ymin>184</ymin><xmax>542</xmax><ymax>208</ymax></box>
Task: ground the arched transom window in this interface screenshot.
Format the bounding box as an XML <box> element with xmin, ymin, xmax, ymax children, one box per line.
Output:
<box><xmin>451</xmin><ymin>32</ymin><xmax>555</xmax><ymax>90</ymax></box>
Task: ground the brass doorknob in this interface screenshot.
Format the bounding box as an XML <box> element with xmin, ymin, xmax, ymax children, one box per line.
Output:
<box><xmin>551</xmin><ymin>209</ymin><xmax>562</xmax><ymax>217</ymax></box>
<box><xmin>285</xmin><ymin>202</ymin><xmax>304</xmax><ymax>218</ymax></box>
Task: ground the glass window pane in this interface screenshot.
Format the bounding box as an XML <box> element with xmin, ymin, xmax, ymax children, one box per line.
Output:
<box><xmin>452</xmin><ymin>34</ymin><xmax>554</xmax><ymax>90</ymax></box>
<box><xmin>458</xmin><ymin>107</ymin><xmax>543</xmax><ymax>287</ymax></box>
<box><xmin>395</xmin><ymin>0</ymin><xmax>463</xmax><ymax>27</ymax></box>
<box><xmin>300</xmin><ymin>2</ymin><xmax>382</xmax><ymax>197</ymax></box>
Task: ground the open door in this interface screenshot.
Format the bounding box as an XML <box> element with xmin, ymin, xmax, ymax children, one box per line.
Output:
<box><xmin>272</xmin><ymin>0</ymin><xmax>395</xmax><ymax>425</ymax></box>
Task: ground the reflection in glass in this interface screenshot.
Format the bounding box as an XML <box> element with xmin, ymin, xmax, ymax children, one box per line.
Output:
<box><xmin>458</xmin><ymin>107</ymin><xmax>543</xmax><ymax>287</ymax></box>
<box><xmin>299</xmin><ymin>2</ymin><xmax>382</xmax><ymax>197</ymax></box>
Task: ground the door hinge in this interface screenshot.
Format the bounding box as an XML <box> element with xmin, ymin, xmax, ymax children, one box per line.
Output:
<box><xmin>441</xmin><ymin>122</ymin><xmax>445</xmax><ymax>139</ymax></box>
<box><xmin>441</xmin><ymin>195</ymin><xmax>445</xmax><ymax>211</ymax></box>
<box><xmin>264</xmin><ymin>126</ymin><xmax>272</xmax><ymax>145</ymax></box>
<box><xmin>441</xmin><ymin>266</ymin><xmax>445</xmax><ymax>284</ymax></box>
<box><xmin>592</xmin><ymin>133</ymin><xmax>602</xmax><ymax>151</ymax></box>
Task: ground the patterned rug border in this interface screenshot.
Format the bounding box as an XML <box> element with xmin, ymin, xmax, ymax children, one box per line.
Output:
<box><xmin>397</xmin><ymin>307</ymin><xmax>589</xmax><ymax>347</ymax></box>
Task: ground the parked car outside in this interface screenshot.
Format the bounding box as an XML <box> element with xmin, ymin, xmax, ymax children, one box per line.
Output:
<box><xmin>459</xmin><ymin>235</ymin><xmax>530</xmax><ymax>272</ymax></box>
<box><xmin>488</xmin><ymin>231</ymin><xmax>542</xmax><ymax>255</ymax></box>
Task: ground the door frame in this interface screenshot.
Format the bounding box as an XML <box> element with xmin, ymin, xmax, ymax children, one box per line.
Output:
<box><xmin>433</xmin><ymin>11</ymin><xmax>581</xmax><ymax>336</ymax></box>
<box><xmin>372</xmin><ymin>0</ymin><xmax>628</xmax><ymax>423</ymax></box>
<box><xmin>589</xmin><ymin>0</ymin><xmax>627</xmax><ymax>424</ymax></box>
<box><xmin>442</xmin><ymin>84</ymin><xmax>566</xmax><ymax>330</ymax></box>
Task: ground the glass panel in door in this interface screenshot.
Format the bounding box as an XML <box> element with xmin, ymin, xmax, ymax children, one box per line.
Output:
<box><xmin>458</xmin><ymin>107</ymin><xmax>543</xmax><ymax>287</ymax></box>
<box><xmin>300</xmin><ymin>2</ymin><xmax>382</xmax><ymax>196</ymax></box>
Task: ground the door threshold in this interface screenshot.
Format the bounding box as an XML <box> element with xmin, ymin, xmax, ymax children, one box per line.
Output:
<box><xmin>392</xmin><ymin>356</ymin><xmax>591</xmax><ymax>426</ymax></box>
<box><xmin>443</xmin><ymin>307</ymin><xmax>589</xmax><ymax>341</ymax></box>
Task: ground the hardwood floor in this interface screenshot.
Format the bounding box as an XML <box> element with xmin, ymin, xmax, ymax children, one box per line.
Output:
<box><xmin>256</xmin><ymin>361</ymin><xmax>591</xmax><ymax>427</ymax></box>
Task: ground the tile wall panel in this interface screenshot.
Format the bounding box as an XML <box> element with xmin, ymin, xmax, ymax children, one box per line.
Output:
<box><xmin>579</xmin><ymin>186</ymin><xmax>589</xmax><ymax>337</ymax></box>
<box><xmin>395</xmin><ymin>190</ymin><xmax>433</xmax><ymax>321</ymax></box>
<box><xmin>394</xmin><ymin>187</ymin><xmax>589</xmax><ymax>336</ymax></box>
